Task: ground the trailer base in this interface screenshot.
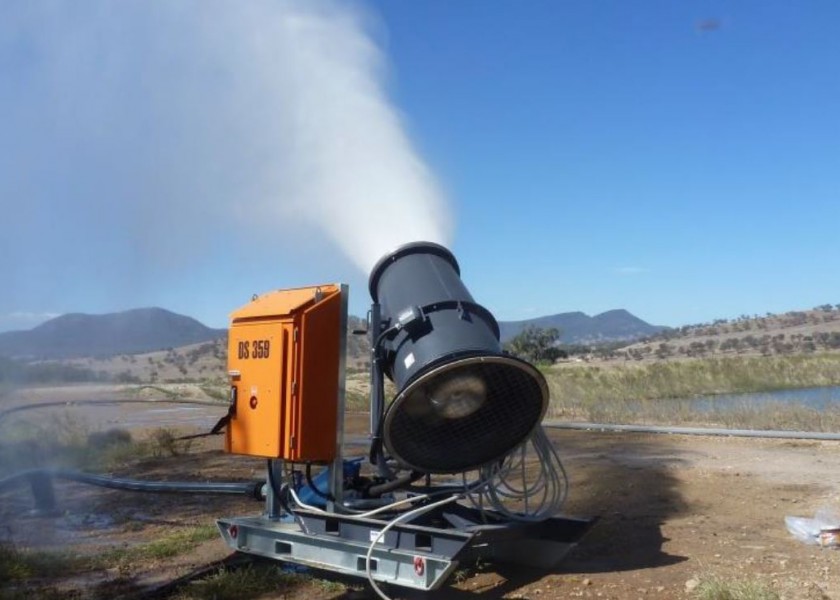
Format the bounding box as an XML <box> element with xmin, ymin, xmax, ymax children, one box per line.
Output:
<box><xmin>217</xmin><ymin>506</ymin><xmax>593</xmax><ymax>591</ymax></box>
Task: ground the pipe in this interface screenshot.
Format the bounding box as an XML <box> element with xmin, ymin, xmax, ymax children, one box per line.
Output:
<box><xmin>365</xmin><ymin>470</ymin><xmax>425</xmax><ymax>498</ymax></box>
<box><xmin>305</xmin><ymin>463</ymin><xmax>335</xmax><ymax>502</ymax></box>
<box><xmin>0</xmin><ymin>398</ymin><xmax>228</xmax><ymax>425</ymax></box>
<box><xmin>56</xmin><ymin>469</ymin><xmax>263</xmax><ymax>495</ymax></box>
<box><xmin>543</xmin><ymin>421</ymin><xmax>840</xmax><ymax>441</ymax></box>
<box><xmin>0</xmin><ymin>468</ymin><xmax>263</xmax><ymax>500</ymax></box>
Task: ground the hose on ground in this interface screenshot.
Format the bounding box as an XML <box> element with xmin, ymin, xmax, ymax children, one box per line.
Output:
<box><xmin>0</xmin><ymin>468</ymin><xmax>264</xmax><ymax>498</ymax></box>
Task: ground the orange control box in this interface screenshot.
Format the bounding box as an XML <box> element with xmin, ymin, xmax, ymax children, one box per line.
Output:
<box><xmin>225</xmin><ymin>284</ymin><xmax>345</xmax><ymax>462</ymax></box>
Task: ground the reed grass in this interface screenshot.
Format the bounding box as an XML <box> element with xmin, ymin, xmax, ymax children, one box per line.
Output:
<box><xmin>545</xmin><ymin>353</ymin><xmax>840</xmax><ymax>431</ymax></box>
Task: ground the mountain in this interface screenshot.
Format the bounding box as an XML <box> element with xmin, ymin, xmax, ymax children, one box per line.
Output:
<box><xmin>498</xmin><ymin>309</ymin><xmax>665</xmax><ymax>344</ymax></box>
<box><xmin>0</xmin><ymin>305</ymin><xmax>662</xmax><ymax>360</ymax></box>
<box><xmin>0</xmin><ymin>308</ymin><xmax>226</xmax><ymax>359</ymax></box>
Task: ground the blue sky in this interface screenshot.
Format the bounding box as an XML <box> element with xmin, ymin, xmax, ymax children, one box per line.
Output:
<box><xmin>1</xmin><ymin>1</ymin><xmax>839</xmax><ymax>333</ymax></box>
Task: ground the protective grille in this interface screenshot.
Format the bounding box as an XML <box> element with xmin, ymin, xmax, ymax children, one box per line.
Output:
<box><xmin>382</xmin><ymin>357</ymin><xmax>548</xmax><ymax>474</ymax></box>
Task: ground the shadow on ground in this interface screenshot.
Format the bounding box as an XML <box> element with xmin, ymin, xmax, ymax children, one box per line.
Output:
<box><xmin>393</xmin><ymin>429</ymin><xmax>691</xmax><ymax>599</ymax></box>
<box><xmin>557</xmin><ymin>430</ymin><xmax>689</xmax><ymax>573</ymax></box>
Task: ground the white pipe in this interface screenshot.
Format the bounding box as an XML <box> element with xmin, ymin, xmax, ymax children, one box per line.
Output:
<box><xmin>543</xmin><ymin>421</ymin><xmax>840</xmax><ymax>441</ymax></box>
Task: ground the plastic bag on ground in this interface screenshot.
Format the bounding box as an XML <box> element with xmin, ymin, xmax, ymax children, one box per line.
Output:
<box><xmin>786</xmin><ymin>507</ymin><xmax>840</xmax><ymax>546</ymax></box>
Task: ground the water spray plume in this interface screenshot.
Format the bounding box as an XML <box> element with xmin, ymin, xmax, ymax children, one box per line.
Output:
<box><xmin>237</xmin><ymin>1</ymin><xmax>456</xmax><ymax>265</ymax></box>
<box><xmin>221</xmin><ymin>0</ymin><xmax>454</xmax><ymax>272</ymax></box>
<box><xmin>0</xmin><ymin>0</ymin><xmax>453</xmax><ymax>287</ymax></box>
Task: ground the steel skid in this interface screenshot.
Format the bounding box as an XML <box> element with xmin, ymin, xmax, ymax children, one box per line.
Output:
<box><xmin>217</xmin><ymin>502</ymin><xmax>593</xmax><ymax>591</ymax></box>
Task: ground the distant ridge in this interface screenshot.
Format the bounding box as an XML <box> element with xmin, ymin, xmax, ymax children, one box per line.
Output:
<box><xmin>0</xmin><ymin>306</ymin><xmax>663</xmax><ymax>360</ymax></box>
<box><xmin>498</xmin><ymin>309</ymin><xmax>664</xmax><ymax>344</ymax></box>
<box><xmin>0</xmin><ymin>308</ymin><xmax>226</xmax><ymax>359</ymax></box>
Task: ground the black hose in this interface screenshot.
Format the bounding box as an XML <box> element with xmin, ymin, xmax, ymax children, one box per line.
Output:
<box><xmin>266</xmin><ymin>459</ymin><xmax>283</xmax><ymax>503</ymax></box>
<box><xmin>0</xmin><ymin>470</ymin><xmax>35</xmax><ymax>492</ymax></box>
<box><xmin>304</xmin><ymin>463</ymin><xmax>335</xmax><ymax>502</ymax></box>
<box><xmin>369</xmin><ymin>419</ymin><xmax>398</xmax><ymax>480</ymax></box>
<box><xmin>373</xmin><ymin>325</ymin><xmax>400</xmax><ymax>355</ymax></box>
<box><xmin>266</xmin><ymin>460</ymin><xmax>310</xmax><ymax>533</ymax></box>
<box><xmin>0</xmin><ymin>468</ymin><xmax>263</xmax><ymax>498</ymax></box>
<box><xmin>266</xmin><ymin>460</ymin><xmax>300</xmax><ymax>516</ymax></box>
<box><xmin>366</xmin><ymin>470</ymin><xmax>425</xmax><ymax>498</ymax></box>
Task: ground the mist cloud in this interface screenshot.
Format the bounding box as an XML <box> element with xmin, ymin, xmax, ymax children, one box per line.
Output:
<box><xmin>0</xmin><ymin>1</ymin><xmax>453</xmax><ymax>310</ymax></box>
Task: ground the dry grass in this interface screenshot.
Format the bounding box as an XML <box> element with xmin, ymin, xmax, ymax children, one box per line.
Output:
<box><xmin>627</xmin><ymin>306</ymin><xmax>840</xmax><ymax>359</ymax></box>
<box><xmin>544</xmin><ymin>353</ymin><xmax>840</xmax><ymax>430</ymax></box>
<box><xmin>694</xmin><ymin>576</ymin><xmax>780</xmax><ymax>600</ymax></box>
<box><xmin>546</xmin><ymin>354</ymin><xmax>840</xmax><ymax>405</ymax></box>
<box><xmin>44</xmin><ymin>339</ymin><xmax>229</xmax><ymax>385</ymax></box>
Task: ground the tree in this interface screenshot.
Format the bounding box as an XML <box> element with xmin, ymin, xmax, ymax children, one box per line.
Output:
<box><xmin>504</xmin><ymin>326</ymin><xmax>563</xmax><ymax>364</ymax></box>
<box><xmin>655</xmin><ymin>343</ymin><xmax>673</xmax><ymax>359</ymax></box>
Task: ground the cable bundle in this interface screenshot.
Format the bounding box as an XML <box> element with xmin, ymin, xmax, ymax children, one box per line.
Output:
<box><xmin>283</xmin><ymin>427</ymin><xmax>567</xmax><ymax>600</ymax></box>
<box><xmin>466</xmin><ymin>426</ymin><xmax>568</xmax><ymax>522</ymax></box>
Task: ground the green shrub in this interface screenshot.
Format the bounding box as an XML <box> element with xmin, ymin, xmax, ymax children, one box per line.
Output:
<box><xmin>694</xmin><ymin>576</ymin><xmax>779</xmax><ymax>600</ymax></box>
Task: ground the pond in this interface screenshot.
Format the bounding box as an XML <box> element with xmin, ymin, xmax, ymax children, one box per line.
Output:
<box><xmin>688</xmin><ymin>385</ymin><xmax>840</xmax><ymax>412</ymax></box>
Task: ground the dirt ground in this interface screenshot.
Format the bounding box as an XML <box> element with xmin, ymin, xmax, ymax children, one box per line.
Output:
<box><xmin>2</xmin><ymin>400</ymin><xmax>840</xmax><ymax>599</ymax></box>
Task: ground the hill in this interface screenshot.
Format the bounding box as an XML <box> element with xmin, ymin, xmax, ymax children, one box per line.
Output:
<box><xmin>0</xmin><ymin>308</ymin><xmax>226</xmax><ymax>359</ymax></box>
<box><xmin>0</xmin><ymin>305</ymin><xmax>662</xmax><ymax>381</ymax></box>
<box><xmin>619</xmin><ymin>305</ymin><xmax>840</xmax><ymax>360</ymax></box>
<box><xmin>498</xmin><ymin>309</ymin><xmax>664</xmax><ymax>344</ymax></box>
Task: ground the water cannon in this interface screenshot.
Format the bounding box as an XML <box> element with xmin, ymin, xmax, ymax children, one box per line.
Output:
<box><xmin>368</xmin><ymin>242</ymin><xmax>548</xmax><ymax>474</ymax></box>
<box><xmin>216</xmin><ymin>241</ymin><xmax>590</xmax><ymax>593</ymax></box>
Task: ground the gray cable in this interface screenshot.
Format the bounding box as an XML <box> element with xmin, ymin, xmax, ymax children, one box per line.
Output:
<box><xmin>465</xmin><ymin>426</ymin><xmax>569</xmax><ymax>522</ymax></box>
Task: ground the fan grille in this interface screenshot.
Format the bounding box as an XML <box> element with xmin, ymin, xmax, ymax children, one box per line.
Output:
<box><xmin>382</xmin><ymin>356</ymin><xmax>548</xmax><ymax>474</ymax></box>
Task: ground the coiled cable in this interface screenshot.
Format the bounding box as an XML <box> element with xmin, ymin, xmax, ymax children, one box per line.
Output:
<box><xmin>466</xmin><ymin>426</ymin><xmax>568</xmax><ymax>522</ymax></box>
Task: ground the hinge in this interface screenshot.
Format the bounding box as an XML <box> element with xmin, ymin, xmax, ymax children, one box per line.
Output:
<box><xmin>292</xmin><ymin>380</ymin><xmax>298</xmax><ymax>395</ymax></box>
<box><xmin>293</xmin><ymin>328</ymin><xmax>299</xmax><ymax>342</ymax></box>
<box><xmin>289</xmin><ymin>435</ymin><xmax>296</xmax><ymax>450</ymax></box>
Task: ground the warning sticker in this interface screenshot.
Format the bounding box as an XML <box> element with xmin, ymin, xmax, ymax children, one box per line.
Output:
<box><xmin>403</xmin><ymin>353</ymin><xmax>415</xmax><ymax>369</ymax></box>
<box><xmin>369</xmin><ymin>530</ymin><xmax>384</xmax><ymax>544</ymax></box>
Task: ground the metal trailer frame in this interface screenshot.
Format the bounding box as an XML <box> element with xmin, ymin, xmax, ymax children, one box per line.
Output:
<box><xmin>217</xmin><ymin>293</ymin><xmax>593</xmax><ymax>591</ymax></box>
<box><xmin>217</xmin><ymin>506</ymin><xmax>593</xmax><ymax>591</ymax></box>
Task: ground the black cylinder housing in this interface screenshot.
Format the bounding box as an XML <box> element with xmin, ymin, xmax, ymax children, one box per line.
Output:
<box><xmin>368</xmin><ymin>242</ymin><xmax>549</xmax><ymax>474</ymax></box>
<box><xmin>369</xmin><ymin>242</ymin><xmax>501</xmax><ymax>389</ymax></box>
